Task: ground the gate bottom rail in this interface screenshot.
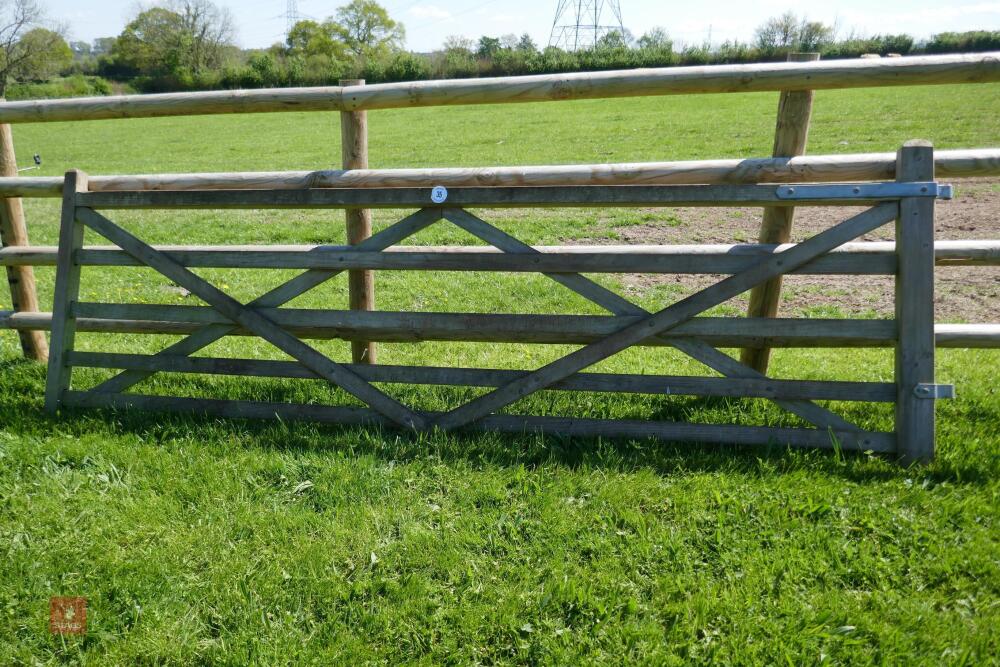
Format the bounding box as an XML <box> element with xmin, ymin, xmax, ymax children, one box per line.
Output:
<box><xmin>62</xmin><ymin>391</ymin><xmax>897</xmax><ymax>453</ymax></box>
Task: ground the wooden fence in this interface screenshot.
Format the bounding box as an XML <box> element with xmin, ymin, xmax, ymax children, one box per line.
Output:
<box><xmin>0</xmin><ymin>51</ymin><xmax>999</xmax><ymax>368</ymax></box>
<box><xmin>0</xmin><ymin>142</ymin><xmax>964</xmax><ymax>462</ymax></box>
<box><xmin>0</xmin><ymin>55</ymin><xmax>997</xmax><ymax>461</ymax></box>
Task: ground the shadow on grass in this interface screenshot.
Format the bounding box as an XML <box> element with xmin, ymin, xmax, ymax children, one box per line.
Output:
<box><xmin>1</xmin><ymin>357</ymin><xmax>994</xmax><ymax>485</ymax></box>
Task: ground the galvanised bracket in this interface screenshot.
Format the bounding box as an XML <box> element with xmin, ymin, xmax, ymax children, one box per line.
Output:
<box><xmin>914</xmin><ymin>383</ymin><xmax>956</xmax><ymax>400</ymax></box>
<box><xmin>776</xmin><ymin>182</ymin><xmax>953</xmax><ymax>201</ymax></box>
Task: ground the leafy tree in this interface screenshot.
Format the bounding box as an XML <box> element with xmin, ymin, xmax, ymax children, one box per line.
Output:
<box><xmin>798</xmin><ymin>21</ymin><xmax>833</xmax><ymax>51</ymax></box>
<box><xmin>69</xmin><ymin>39</ymin><xmax>90</xmax><ymax>57</ymax></box>
<box><xmin>754</xmin><ymin>12</ymin><xmax>833</xmax><ymax>55</ymax></box>
<box><xmin>516</xmin><ymin>33</ymin><xmax>537</xmax><ymax>53</ymax></box>
<box><xmin>113</xmin><ymin>7</ymin><xmax>185</xmax><ymax>76</ymax></box>
<box><xmin>286</xmin><ymin>19</ymin><xmax>348</xmax><ymax>61</ymax></box>
<box><xmin>0</xmin><ymin>0</ymin><xmax>69</xmax><ymax>96</ymax></box>
<box><xmin>173</xmin><ymin>0</ymin><xmax>234</xmax><ymax>74</ymax></box>
<box><xmin>333</xmin><ymin>0</ymin><xmax>404</xmax><ymax>60</ymax></box>
<box><xmin>442</xmin><ymin>35</ymin><xmax>474</xmax><ymax>52</ymax></box>
<box><xmin>596</xmin><ymin>29</ymin><xmax>632</xmax><ymax>50</ymax></box>
<box><xmin>638</xmin><ymin>27</ymin><xmax>671</xmax><ymax>51</ymax></box>
<box><xmin>247</xmin><ymin>51</ymin><xmax>280</xmax><ymax>85</ymax></box>
<box><xmin>439</xmin><ymin>35</ymin><xmax>476</xmax><ymax>77</ymax></box>
<box><xmin>12</xmin><ymin>27</ymin><xmax>70</xmax><ymax>79</ymax></box>
<box><xmin>476</xmin><ymin>35</ymin><xmax>501</xmax><ymax>59</ymax></box>
<box><xmin>754</xmin><ymin>11</ymin><xmax>799</xmax><ymax>52</ymax></box>
<box><xmin>111</xmin><ymin>0</ymin><xmax>234</xmax><ymax>79</ymax></box>
<box><xmin>366</xmin><ymin>50</ymin><xmax>429</xmax><ymax>83</ymax></box>
<box><xmin>925</xmin><ymin>30</ymin><xmax>1000</xmax><ymax>53</ymax></box>
<box><xmin>91</xmin><ymin>37</ymin><xmax>114</xmax><ymax>55</ymax></box>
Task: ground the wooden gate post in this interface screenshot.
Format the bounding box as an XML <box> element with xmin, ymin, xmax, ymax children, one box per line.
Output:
<box><xmin>0</xmin><ymin>118</ymin><xmax>48</xmax><ymax>361</ymax></box>
<box><xmin>340</xmin><ymin>79</ymin><xmax>376</xmax><ymax>364</ymax></box>
<box><xmin>895</xmin><ymin>140</ymin><xmax>936</xmax><ymax>464</ymax></box>
<box><xmin>740</xmin><ymin>52</ymin><xmax>820</xmax><ymax>374</ymax></box>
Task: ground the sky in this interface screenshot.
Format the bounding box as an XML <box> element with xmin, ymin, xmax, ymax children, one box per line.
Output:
<box><xmin>52</xmin><ymin>0</ymin><xmax>1000</xmax><ymax>52</ymax></box>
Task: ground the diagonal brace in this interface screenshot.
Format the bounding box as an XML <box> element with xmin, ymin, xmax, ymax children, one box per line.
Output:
<box><xmin>435</xmin><ymin>202</ymin><xmax>899</xmax><ymax>431</ymax></box>
<box><xmin>77</xmin><ymin>207</ymin><xmax>427</xmax><ymax>430</ymax></box>
<box><xmin>92</xmin><ymin>207</ymin><xmax>442</xmax><ymax>394</ymax></box>
<box><xmin>443</xmin><ymin>208</ymin><xmax>860</xmax><ymax>434</ymax></box>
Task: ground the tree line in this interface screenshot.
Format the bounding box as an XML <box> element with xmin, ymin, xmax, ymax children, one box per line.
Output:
<box><xmin>3</xmin><ymin>0</ymin><xmax>1000</xmax><ymax>98</ymax></box>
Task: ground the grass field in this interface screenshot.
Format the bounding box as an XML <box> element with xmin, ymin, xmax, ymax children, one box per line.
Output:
<box><xmin>1</xmin><ymin>83</ymin><xmax>999</xmax><ymax>664</ymax></box>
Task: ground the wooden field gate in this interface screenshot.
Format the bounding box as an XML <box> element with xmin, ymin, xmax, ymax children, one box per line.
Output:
<box><xmin>43</xmin><ymin>142</ymin><xmax>955</xmax><ymax>462</ymax></box>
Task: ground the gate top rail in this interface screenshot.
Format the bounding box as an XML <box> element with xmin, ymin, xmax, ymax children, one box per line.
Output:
<box><xmin>74</xmin><ymin>181</ymin><xmax>953</xmax><ymax>210</ymax></box>
<box><xmin>0</xmin><ymin>52</ymin><xmax>996</xmax><ymax>123</ymax></box>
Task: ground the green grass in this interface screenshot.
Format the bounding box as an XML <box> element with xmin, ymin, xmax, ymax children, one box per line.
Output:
<box><xmin>1</xmin><ymin>83</ymin><xmax>999</xmax><ymax>664</ymax></box>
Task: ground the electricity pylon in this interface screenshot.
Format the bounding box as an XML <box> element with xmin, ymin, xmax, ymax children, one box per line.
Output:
<box><xmin>548</xmin><ymin>1</ymin><xmax>626</xmax><ymax>50</ymax></box>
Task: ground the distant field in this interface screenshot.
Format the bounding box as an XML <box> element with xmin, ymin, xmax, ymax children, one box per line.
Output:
<box><xmin>1</xmin><ymin>83</ymin><xmax>999</xmax><ymax>664</ymax></box>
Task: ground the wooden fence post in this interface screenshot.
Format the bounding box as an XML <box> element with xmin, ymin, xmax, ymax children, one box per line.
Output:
<box><xmin>741</xmin><ymin>52</ymin><xmax>820</xmax><ymax>374</ymax></box>
<box><xmin>895</xmin><ymin>140</ymin><xmax>936</xmax><ymax>463</ymax></box>
<box><xmin>340</xmin><ymin>79</ymin><xmax>376</xmax><ymax>364</ymax></box>
<box><xmin>0</xmin><ymin>117</ymin><xmax>48</xmax><ymax>361</ymax></box>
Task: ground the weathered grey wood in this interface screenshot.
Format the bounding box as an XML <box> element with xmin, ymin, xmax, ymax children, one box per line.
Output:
<box><xmin>0</xmin><ymin>53</ymin><xmax>996</xmax><ymax>122</ymax></box>
<box><xmin>0</xmin><ymin>148</ymin><xmax>995</xmax><ymax>197</ymax></box>
<box><xmin>74</xmin><ymin>183</ymin><xmax>929</xmax><ymax>210</ymax></box>
<box><xmin>76</xmin><ymin>207</ymin><xmax>426</xmax><ymax>430</ymax></box>
<box><xmin>60</xmin><ymin>390</ymin><xmax>896</xmax><ymax>453</ymax></box>
<box><xmin>667</xmin><ymin>338</ymin><xmax>864</xmax><ymax>436</ymax></box>
<box><xmin>441</xmin><ymin>207</ymin><xmax>864</xmax><ymax>434</ymax></box>
<box><xmin>340</xmin><ymin>79</ymin><xmax>376</xmax><ymax>365</ymax></box>
<box><xmin>0</xmin><ymin>243</ymin><xmax>902</xmax><ymax>274</ymax></box>
<box><xmin>0</xmin><ymin>119</ymin><xmax>47</xmax><ymax>360</ymax></box>
<box><xmin>7</xmin><ymin>311</ymin><xmax>995</xmax><ymax>349</ymax></box>
<box><xmin>443</xmin><ymin>209</ymin><xmax>865</xmax><ymax>433</ymax></box>
<box><xmin>443</xmin><ymin>209</ymin><xmax>871</xmax><ymax>435</ymax></box>
<box><xmin>68</xmin><ymin>351</ymin><xmax>898</xmax><ymax>402</ymax></box>
<box><xmin>92</xmin><ymin>207</ymin><xmax>442</xmax><ymax>395</ymax></box>
<box><xmin>7</xmin><ymin>240</ymin><xmax>1000</xmax><ymax>270</ymax></box>
<box><xmin>442</xmin><ymin>208</ymin><xmax>641</xmax><ymax>317</ymax></box>
<box><xmin>895</xmin><ymin>141</ymin><xmax>937</xmax><ymax>464</ymax></box>
<box><xmin>44</xmin><ymin>170</ymin><xmax>88</xmax><ymax>411</ymax></box>
<box><xmin>67</xmin><ymin>303</ymin><xmax>899</xmax><ymax>347</ymax></box>
<box><xmin>743</xmin><ymin>53</ymin><xmax>819</xmax><ymax>374</ymax></box>
<box><xmin>434</xmin><ymin>203</ymin><xmax>899</xmax><ymax>430</ymax></box>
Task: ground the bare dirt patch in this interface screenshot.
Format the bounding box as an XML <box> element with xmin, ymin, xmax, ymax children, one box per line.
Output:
<box><xmin>587</xmin><ymin>177</ymin><xmax>999</xmax><ymax>322</ymax></box>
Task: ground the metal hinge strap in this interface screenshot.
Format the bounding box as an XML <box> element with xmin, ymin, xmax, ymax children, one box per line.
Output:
<box><xmin>914</xmin><ymin>383</ymin><xmax>956</xmax><ymax>399</ymax></box>
<box><xmin>776</xmin><ymin>182</ymin><xmax>953</xmax><ymax>201</ymax></box>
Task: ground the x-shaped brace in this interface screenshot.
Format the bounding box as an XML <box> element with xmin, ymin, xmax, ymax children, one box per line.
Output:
<box><xmin>435</xmin><ymin>203</ymin><xmax>899</xmax><ymax>433</ymax></box>
<box><xmin>441</xmin><ymin>208</ymin><xmax>864</xmax><ymax>435</ymax></box>
<box><xmin>78</xmin><ymin>207</ymin><xmax>442</xmax><ymax>430</ymax></box>
<box><xmin>89</xmin><ymin>207</ymin><xmax>443</xmax><ymax>400</ymax></box>
<box><xmin>77</xmin><ymin>200</ymin><xmax>898</xmax><ymax>446</ymax></box>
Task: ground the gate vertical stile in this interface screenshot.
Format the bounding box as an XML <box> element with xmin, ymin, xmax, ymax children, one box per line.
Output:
<box><xmin>894</xmin><ymin>141</ymin><xmax>938</xmax><ymax>463</ymax></box>
<box><xmin>45</xmin><ymin>170</ymin><xmax>88</xmax><ymax>412</ymax></box>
